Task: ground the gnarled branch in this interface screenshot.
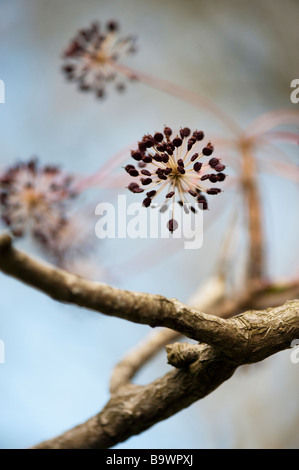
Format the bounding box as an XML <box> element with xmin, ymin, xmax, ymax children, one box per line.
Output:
<box><xmin>0</xmin><ymin>233</ymin><xmax>298</xmax><ymax>449</ymax></box>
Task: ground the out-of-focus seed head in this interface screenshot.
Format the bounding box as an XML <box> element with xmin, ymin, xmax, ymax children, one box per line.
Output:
<box><xmin>0</xmin><ymin>159</ymin><xmax>76</xmax><ymax>242</ymax></box>
<box><xmin>62</xmin><ymin>21</ymin><xmax>137</xmax><ymax>98</ymax></box>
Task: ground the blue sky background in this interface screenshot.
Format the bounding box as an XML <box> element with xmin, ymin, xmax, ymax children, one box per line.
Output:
<box><xmin>0</xmin><ymin>0</ymin><xmax>298</xmax><ymax>449</ymax></box>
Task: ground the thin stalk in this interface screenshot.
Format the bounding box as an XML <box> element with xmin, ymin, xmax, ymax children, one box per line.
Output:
<box><xmin>114</xmin><ymin>62</ymin><xmax>243</xmax><ymax>136</ymax></box>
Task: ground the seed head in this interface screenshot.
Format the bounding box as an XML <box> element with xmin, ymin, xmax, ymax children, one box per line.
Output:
<box><xmin>62</xmin><ymin>21</ymin><xmax>137</xmax><ymax>98</ymax></box>
<box><xmin>0</xmin><ymin>159</ymin><xmax>75</xmax><ymax>241</ymax></box>
<box><xmin>126</xmin><ymin>127</ymin><xmax>226</xmax><ymax>230</ymax></box>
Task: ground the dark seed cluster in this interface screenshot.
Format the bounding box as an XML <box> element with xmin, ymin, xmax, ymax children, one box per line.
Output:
<box><xmin>125</xmin><ymin>127</ymin><xmax>226</xmax><ymax>231</ymax></box>
<box><xmin>0</xmin><ymin>159</ymin><xmax>75</xmax><ymax>240</ymax></box>
<box><xmin>62</xmin><ymin>21</ymin><xmax>137</xmax><ymax>98</ymax></box>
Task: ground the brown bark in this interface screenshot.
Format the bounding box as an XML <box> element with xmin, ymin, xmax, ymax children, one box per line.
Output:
<box><xmin>0</xmin><ymin>234</ymin><xmax>298</xmax><ymax>449</ymax></box>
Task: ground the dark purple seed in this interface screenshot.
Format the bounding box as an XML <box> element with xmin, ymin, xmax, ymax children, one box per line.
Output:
<box><xmin>138</xmin><ymin>141</ymin><xmax>147</xmax><ymax>152</ymax></box>
<box><xmin>128</xmin><ymin>182</ymin><xmax>139</xmax><ymax>191</ymax></box>
<box><xmin>189</xmin><ymin>190</ymin><xmax>197</xmax><ymax>197</ymax></box>
<box><xmin>177</xmin><ymin>159</ymin><xmax>184</xmax><ymax>167</ymax></box>
<box><xmin>154</xmin><ymin>132</ymin><xmax>164</xmax><ymax>143</ymax></box>
<box><xmin>173</xmin><ymin>137</ymin><xmax>183</xmax><ymax>147</ymax></box>
<box><xmin>158</xmin><ymin>173</ymin><xmax>167</xmax><ymax>180</ymax></box>
<box><xmin>191</xmin><ymin>153</ymin><xmax>199</xmax><ymax>162</ymax></box>
<box><xmin>180</xmin><ymin>127</ymin><xmax>191</xmax><ymax>138</ymax></box>
<box><xmin>197</xmin><ymin>195</ymin><xmax>208</xmax><ymax>210</ymax></box>
<box><xmin>207</xmin><ymin>188</ymin><xmax>221</xmax><ymax>195</ymax></box>
<box><xmin>125</xmin><ymin>164</ymin><xmax>135</xmax><ymax>173</ymax></box>
<box><xmin>141</xmin><ymin>177</ymin><xmax>152</xmax><ymax>185</ymax></box>
<box><xmin>167</xmin><ymin>219</ymin><xmax>178</xmax><ymax>232</ymax></box>
<box><xmin>134</xmin><ymin>188</ymin><xmax>144</xmax><ymax>193</ymax></box>
<box><xmin>142</xmin><ymin>155</ymin><xmax>152</xmax><ymax>163</ymax></box>
<box><xmin>141</xmin><ymin>169</ymin><xmax>151</xmax><ymax>176</ymax></box>
<box><xmin>187</xmin><ymin>139</ymin><xmax>196</xmax><ymax>151</ymax></box>
<box><xmin>202</xmin><ymin>144</ymin><xmax>214</xmax><ymax>156</ymax></box>
<box><xmin>193</xmin><ymin>130</ymin><xmax>204</xmax><ymax>141</ymax></box>
<box><xmin>191</xmin><ymin>206</ymin><xmax>197</xmax><ymax>213</ymax></box>
<box><xmin>164</xmin><ymin>127</ymin><xmax>172</xmax><ymax>137</ymax></box>
<box><xmin>144</xmin><ymin>138</ymin><xmax>154</xmax><ymax>148</ymax></box>
<box><xmin>63</xmin><ymin>65</ymin><xmax>74</xmax><ymax>74</ymax></box>
<box><xmin>209</xmin><ymin>174</ymin><xmax>218</xmax><ymax>183</ymax></box>
<box><xmin>164</xmin><ymin>167</ymin><xmax>172</xmax><ymax>175</ymax></box>
<box><xmin>217</xmin><ymin>173</ymin><xmax>226</xmax><ymax>181</ymax></box>
<box><xmin>131</xmin><ymin>151</ymin><xmax>142</xmax><ymax>161</ymax></box>
<box><xmin>153</xmin><ymin>154</ymin><xmax>163</xmax><ymax>162</ymax></box>
<box><xmin>193</xmin><ymin>162</ymin><xmax>202</xmax><ymax>172</ymax></box>
<box><xmin>129</xmin><ymin>169</ymin><xmax>139</xmax><ymax>177</ymax></box>
<box><xmin>178</xmin><ymin>201</ymin><xmax>183</xmax><ymax>206</ymax></box>
<box><xmin>143</xmin><ymin>197</ymin><xmax>151</xmax><ymax>208</ymax></box>
<box><xmin>0</xmin><ymin>193</ymin><xmax>7</xmax><ymax>204</ymax></box>
<box><xmin>147</xmin><ymin>190</ymin><xmax>156</xmax><ymax>198</ymax></box>
<box><xmin>200</xmin><ymin>174</ymin><xmax>210</xmax><ymax>181</ymax></box>
<box><xmin>215</xmin><ymin>164</ymin><xmax>226</xmax><ymax>172</ymax></box>
<box><xmin>177</xmin><ymin>167</ymin><xmax>185</xmax><ymax>174</ymax></box>
<box><xmin>209</xmin><ymin>157</ymin><xmax>219</xmax><ymax>167</ymax></box>
<box><xmin>156</xmin><ymin>144</ymin><xmax>166</xmax><ymax>152</ymax></box>
<box><xmin>166</xmin><ymin>191</ymin><xmax>175</xmax><ymax>198</ymax></box>
<box><xmin>162</xmin><ymin>155</ymin><xmax>169</xmax><ymax>163</ymax></box>
<box><xmin>138</xmin><ymin>161</ymin><xmax>146</xmax><ymax>168</ymax></box>
<box><xmin>107</xmin><ymin>20</ymin><xmax>119</xmax><ymax>32</ymax></box>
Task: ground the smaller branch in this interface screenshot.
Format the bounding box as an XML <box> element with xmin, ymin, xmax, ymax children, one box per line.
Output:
<box><xmin>166</xmin><ymin>342</ymin><xmax>203</xmax><ymax>368</ymax></box>
<box><xmin>110</xmin><ymin>275</ymin><xmax>227</xmax><ymax>393</ymax></box>
<box><xmin>110</xmin><ymin>328</ymin><xmax>177</xmax><ymax>393</ymax></box>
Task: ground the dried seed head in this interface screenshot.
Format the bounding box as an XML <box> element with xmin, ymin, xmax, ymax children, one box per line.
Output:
<box><xmin>0</xmin><ymin>159</ymin><xmax>76</xmax><ymax>243</ymax></box>
<box><xmin>126</xmin><ymin>127</ymin><xmax>226</xmax><ymax>230</ymax></box>
<box><xmin>62</xmin><ymin>21</ymin><xmax>137</xmax><ymax>98</ymax></box>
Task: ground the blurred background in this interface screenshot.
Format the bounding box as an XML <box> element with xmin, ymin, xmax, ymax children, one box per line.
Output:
<box><xmin>0</xmin><ymin>0</ymin><xmax>298</xmax><ymax>449</ymax></box>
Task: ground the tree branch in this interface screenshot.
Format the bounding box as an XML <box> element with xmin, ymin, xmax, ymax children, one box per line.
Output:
<box><xmin>1</xmin><ymin>234</ymin><xmax>298</xmax><ymax>449</ymax></box>
<box><xmin>33</xmin><ymin>298</ymin><xmax>299</xmax><ymax>449</ymax></box>
<box><xmin>0</xmin><ymin>233</ymin><xmax>243</xmax><ymax>357</ymax></box>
